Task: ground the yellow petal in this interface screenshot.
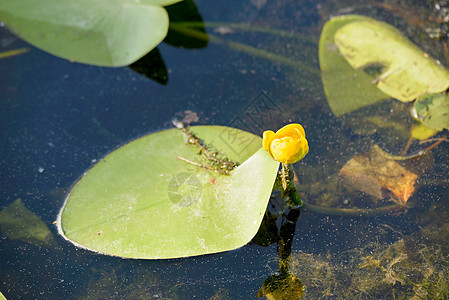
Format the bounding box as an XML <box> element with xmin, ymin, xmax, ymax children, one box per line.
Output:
<box><xmin>262</xmin><ymin>130</ymin><xmax>275</xmax><ymax>158</ymax></box>
<box><xmin>270</xmin><ymin>136</ymin><xmax>309</xmax><ymax>164</ymax></box>
<box><xmin>262</xmin><ymin>123</ymin><xmax>309</xmax><ymax>164</ymax></box>
<box><xmin>274</xmin><ymin>123</ymin><xmax>305</xmax><ymax>140</ymax></box>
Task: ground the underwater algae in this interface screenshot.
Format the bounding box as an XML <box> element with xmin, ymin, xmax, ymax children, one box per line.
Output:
<box><xmin>290</xmin><ymin>222</ymin><xmax>449</xmax><ymax>299</ymax></box>
<box><xmin>82</xmin><ymin>264</ymin><xmax>183</xmax><ymax>300</ymax></box>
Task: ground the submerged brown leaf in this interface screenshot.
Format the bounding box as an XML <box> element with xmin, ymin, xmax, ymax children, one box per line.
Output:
<box><xmin>340</xmin><ymin>145</ymin><xmax>418</xmax><ymax>206</ymax></box>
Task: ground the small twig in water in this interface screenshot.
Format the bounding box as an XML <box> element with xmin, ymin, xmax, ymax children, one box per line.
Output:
<box><xmin>401</xmin><ymin>135</ymin><xmax>414</xmax><ymax>156</ymax></box>
<box><xmin>371</xmin><ymin>69</ymin><xmax>393</xmax><ymax>84</ymax></box>
<box><xmin>176</xmin><ymin>156</ymin><xmax>230</xmax><ymax>175</ymax></box>
<box><xmin>176</xmin><ymin>156</ymin><xmax>207</xmax><ymax>168</ymax></box>
<box><xmin>419</xmin><ymin>134</ymin><xmax>448</xmax><ymax>152</ymax></box>
<box><xmin>418</xmin><ymin>136</ymin><xmax>449</xmax><ymax>145</ymax></box>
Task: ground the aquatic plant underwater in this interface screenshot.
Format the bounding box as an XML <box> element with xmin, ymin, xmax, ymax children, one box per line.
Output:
<box><xmin>1</xmin><ymin>0</ymin><xmax>449</xmax><ymax>299</ymax></box>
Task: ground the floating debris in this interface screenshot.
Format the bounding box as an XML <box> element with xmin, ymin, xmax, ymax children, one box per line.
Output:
<box><xmin>340</xmin><ymin>145</ymin><xmax>418</xmax><ymax>206</ymax></box>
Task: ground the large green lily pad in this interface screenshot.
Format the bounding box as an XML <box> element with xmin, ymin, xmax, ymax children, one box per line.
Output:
<box><xmin>319</xmin><ymin>15</ymin><xmax>389</xmax><ymax>117</ymax></box>
<box><xmin>0</xmin><ymin>0</ymin><xmax>181</xmax><ymax>66</ymax></box>
<box><xmin>57</xmin><ymin>126</ymin><xmax>280</xmax><ymax>259</ymax></box>
<box><xmin>335</xmin><ymin>17</ymin><xmax>449</xmax><ymax>102</ymax></box>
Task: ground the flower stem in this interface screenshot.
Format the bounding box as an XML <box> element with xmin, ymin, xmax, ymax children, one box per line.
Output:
<box><xmin>281</xmin><ymin>164</ymin><xmax>303</xmax><ymax>207</ymax></box>
<box><xmin>168</xmin><ymin>23</ymin><xmax>320</xmax><ymax>76</ymax></box>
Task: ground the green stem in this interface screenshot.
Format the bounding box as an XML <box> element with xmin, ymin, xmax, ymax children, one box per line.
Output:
<box><xmin>168</xmin><ymin>24</ymin><xmax>320</xmax><ymax>76</ymax></box>
<box><xmin>283</xmin><ymin>164</ymin><xmax>303</xmax><ymax>207</ymax></box>
<box><xmin>278</xmin><ymin>239</ymin><xmax>290</xmax><ymax>273</ymax></box>
<box><xmin>171</xmin><ymin>21</ymin><xmax>315</xmax><ymax>43</ymax></box>
<box><xmin>384</xmin><ymin>135</ymin><xmax>447</xmax><ymax>160</ymax></box>
<box><xmin>0</xmin><ymin>47</ymin><xmax>30</xmax><ymax>59</ymax></box>
<box><xmin>292</xmin><ymin>170</ymin><xmax>406</xmax><ymax>216</ymax></box>
<box><xmin>301</xmin><ymin>200</ymin><xmax>405</xmax><ymax>216</ymax></box>
<box><xmin>296</xmin><ymin>178</ymin><xmax>449</xmax><ymax>216</ymax></box>
<box><xmin>381</xmin><ymin>150</ymin><xmax>427</xmax><ymax>161</ymax></box>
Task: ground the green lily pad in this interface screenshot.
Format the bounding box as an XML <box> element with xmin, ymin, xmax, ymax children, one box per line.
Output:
<box><xmin>0</xmin><ymin>0</ymin><xmax>181</xmax><ymax>66</ymax></box>
<box><xmin>319</xmin><ymin>15</ymin><xmax>389</xmax><ymax>117</ymax></box>
<box><xmin>0</xmin><ymin>198</ymin><xmax>57</xmax><ymax>247</ymax></box>
<box><xmin>57</xmin><ymin>126</ymin><xmax>280</xmax><ymax>259</ymax></box>
<box><xmin>334</xmin><ymin>16</ymin><xmax>449</xmax><ymax>102</ymax></box>
<box><xmin>412</xmin><ymin>93</ymin><xmax>449</xmax><ymax>131</ymax></box>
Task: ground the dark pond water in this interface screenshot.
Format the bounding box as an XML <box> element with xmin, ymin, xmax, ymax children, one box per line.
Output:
<box><xmin>1</xmin><ymin>0</ymin><xmax>449</xmax><ymax>299</ymax></box>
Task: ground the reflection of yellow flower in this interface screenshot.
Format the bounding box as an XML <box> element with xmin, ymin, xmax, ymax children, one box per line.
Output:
<box><xmin>263</xmin><ymin>124</ymin><xmax>309</xmax><ymax>164</ymax></box>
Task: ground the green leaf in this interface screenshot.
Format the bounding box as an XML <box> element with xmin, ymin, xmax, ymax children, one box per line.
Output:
<box><xmin>334</xmin><ymin>16</ymin><xmax>449</xmax><ymax>102</ymax></box>
<box><xmin>319</xmin><ymin>15</ymin><xmax>389</xmax><ymax>117</ymax></box>
<box><xmin>412</xmin><ymin>93</ymin><xmax>449</xmax><ymax>131</ymax></box>
<box><xmin>0</xmin><ymin>199</ymin><xmax>57</xmax><ymax>247</ymax></box>
<box><xmin>57</xmin><ymin>126</ymin><xmax>280</xmax><ymax>259</ymax></box>
<box><xmin>0</xmin><ymin>0</ymin><xmax>181</xmax><ymax>66</ymax></box>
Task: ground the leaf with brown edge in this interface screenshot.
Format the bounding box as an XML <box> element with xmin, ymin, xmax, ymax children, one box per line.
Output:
<box><xmin>340</xmin><ymin>145</ymin><xmax>418</xmax><ymax>206</ymax></box>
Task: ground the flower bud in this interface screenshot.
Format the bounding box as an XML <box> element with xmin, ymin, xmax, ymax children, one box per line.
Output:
<box><xmin>262</xmin><ymin>124</ymin><xmax>309</xmax><ymax>164</ymax></box>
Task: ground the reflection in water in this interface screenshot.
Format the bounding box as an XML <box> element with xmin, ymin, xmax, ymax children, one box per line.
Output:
<box><xmin>258</xmin><ymin>272</ymin><xmax>303</xmax><ymax>300</ymax></box>
<box><xmin>256</xmin><ymin>206</ymin><xmax>303</xmax><ymax>299</ymax></box>
<box><xmin>165</xmin><ymin>0</ymin><xmax>209</xmax><ymax>49</ymax></box>
<box><xmin>130</xmin><ymin>48</ymin><xmax>169</xmax><ymax>84</ymax></box>
<box><xmin>130</xmin><ymin>0</ymin><xmax>209</xmax><ymax>84</ymax></box>
<box><xmin>255</xmin><ymin>163</ymin><xmax>304</xmax><ymax>300</ymax></box>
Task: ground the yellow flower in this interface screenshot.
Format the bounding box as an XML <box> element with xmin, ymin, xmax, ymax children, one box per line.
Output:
<box><xmin>263</xmin><ymin>124</ymin><xmax>309</xmax><ymax>164</ymax></box>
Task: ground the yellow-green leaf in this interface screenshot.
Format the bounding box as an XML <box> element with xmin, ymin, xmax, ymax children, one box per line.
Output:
<box><xmin>57</xmin><ymin>126</ymin><xmax>280</xmax><ymax>259</ymax></box>
<box><xmin>0</xmin><ymin>0</ymin><xmax>181</xmax><ymax>66</ymax></box>
<box><xmin>334</xmin><ymin>18</ymin><xmax>449</xmax><ymax>102</ymax></box>
<box><xmin>319</xmin><ymin>15</ymin><xmax>389</xmax><ymax>116</ymax></box>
